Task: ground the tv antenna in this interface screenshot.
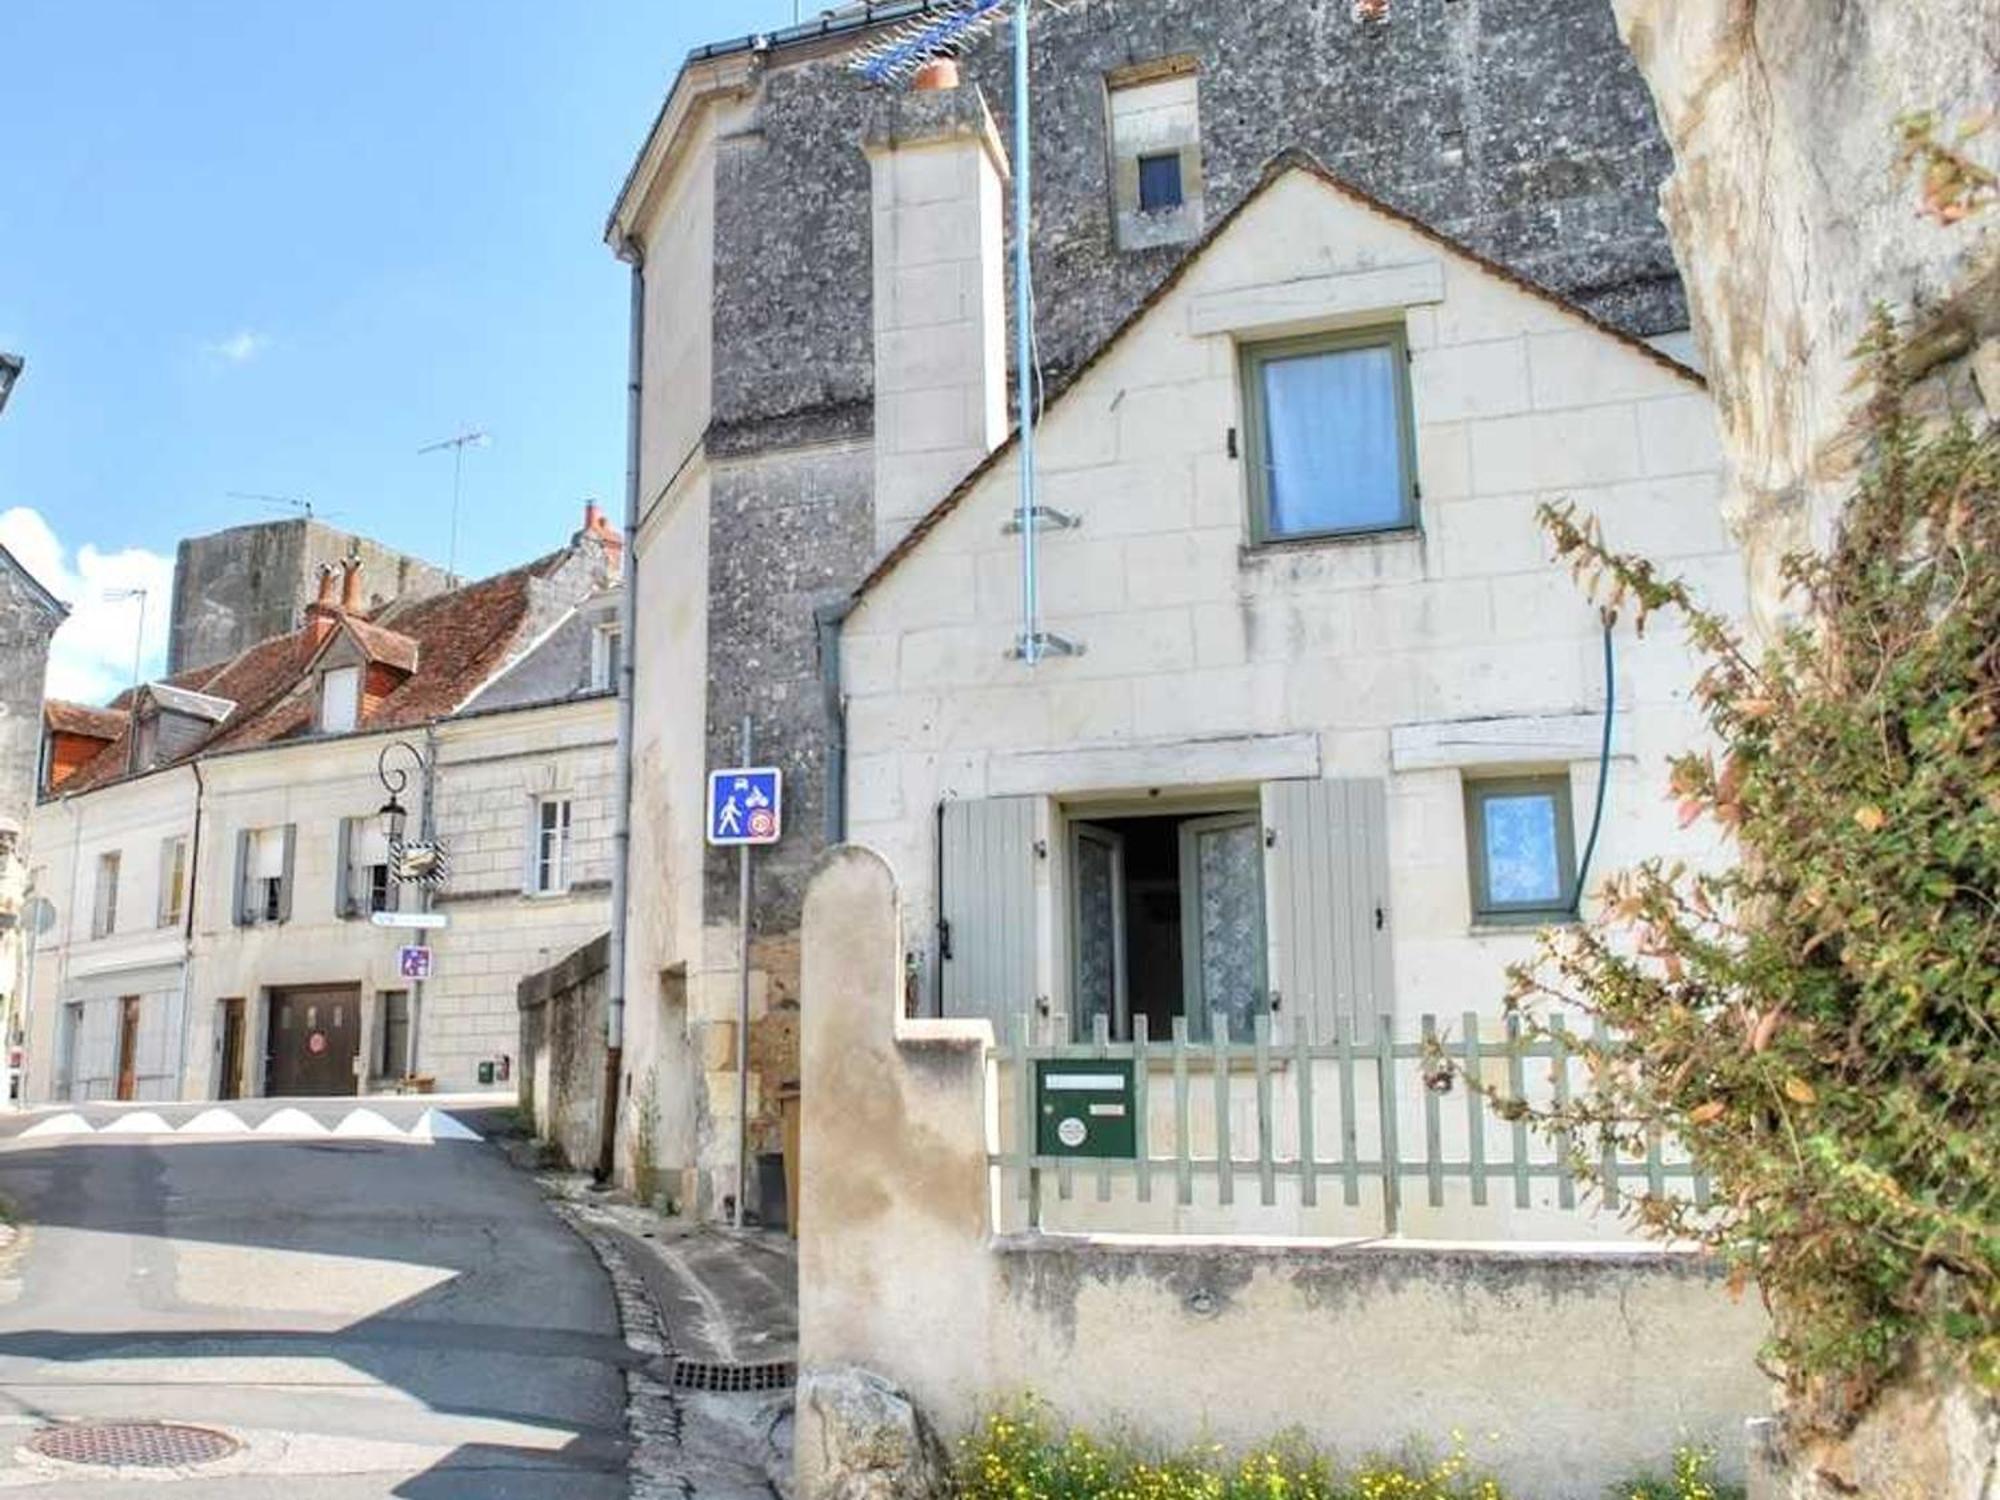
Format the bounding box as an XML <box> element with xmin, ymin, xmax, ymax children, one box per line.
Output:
<box><xmin>417</xmin><ymin>429</ymin><xmax>489</xmax><ymax>583</ymax></box>
<box><xmin>853</xmin><ymin>0</ymin><xmax>1078</xmax><ymax>664</ymax></box>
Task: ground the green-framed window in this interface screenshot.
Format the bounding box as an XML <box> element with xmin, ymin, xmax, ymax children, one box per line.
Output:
<box><xmin>1464</xmin><ymin>774</ymin><xmax>1577</xmax><ymax>924</ymax></box>
<box><xmin>1240</xmin><ymin>325</ymin><xmax>1418</xmax><ymax>543</ymax></box>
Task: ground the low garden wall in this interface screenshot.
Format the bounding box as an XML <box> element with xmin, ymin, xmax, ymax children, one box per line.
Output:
<box><xmin>516</xmin><ymin>932</ymin><xmax>609</xmax><ymax>1171</ymax></box>
<box><xmin>797</xmin><ymin>846</ymin><xmax>1769</xmax><ymax>1499</ymax></box>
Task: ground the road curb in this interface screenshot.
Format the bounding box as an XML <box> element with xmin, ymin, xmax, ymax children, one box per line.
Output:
<box><xmin>541</xmin><ymin>1184</ymin><xmax>692</xmax><ymax>1500</ymax></box>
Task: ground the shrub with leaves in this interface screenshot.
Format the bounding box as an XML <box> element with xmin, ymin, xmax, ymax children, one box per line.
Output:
<box><xmin>1498</xmin><ymin>314</ymin><xmax>1998</xmax><ymax>1433</ymax></box>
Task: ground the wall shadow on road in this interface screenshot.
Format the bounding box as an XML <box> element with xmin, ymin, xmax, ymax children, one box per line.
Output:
<box><xmin>0</xmin><ymin>1121</ymin><xmax>635</xmax><ymax>1497</ymax></box>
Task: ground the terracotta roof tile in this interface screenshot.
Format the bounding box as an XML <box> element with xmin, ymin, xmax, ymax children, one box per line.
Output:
<box><xmin>46</xmin><ymin>543</ymin><xmax>594</xmax><ymax>795</ymax></box>
<box><xmin>43</xmin><ymin>702</ymin><xmax>127</xmax><ymax>740</ymax></box>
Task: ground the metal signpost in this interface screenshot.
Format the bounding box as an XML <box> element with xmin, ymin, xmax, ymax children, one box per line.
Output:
<box><xmin>707</xmin><ymin>727</ymin><xmax>782</xmax><ymax>1229</ymax></box>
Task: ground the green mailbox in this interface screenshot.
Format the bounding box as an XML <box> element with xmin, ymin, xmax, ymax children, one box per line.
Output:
<box><xmin>1036</xmin><ymin>1059</ymin><xmax>1138</xmax><ymax>1160</ymax></box>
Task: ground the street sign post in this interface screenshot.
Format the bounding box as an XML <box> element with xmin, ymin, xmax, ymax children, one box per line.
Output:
<box><xmin>707</xmin><ymin>737</ymin><xmax>782</xmax><ymax>1229</ymax></box>
<box><xmin>706</xmin><ymin>767</ymin><xmax>782</xmax><ymax>847</ymax></box>
<box><xmin>397</xmin><ymin>946</ymin><xmax>434</xmax><ymax>981</ymax></box>
<box><xmin>370</xmin><ymin>911</ymin><xmax>450</xmax><ymax>931</ymax></box>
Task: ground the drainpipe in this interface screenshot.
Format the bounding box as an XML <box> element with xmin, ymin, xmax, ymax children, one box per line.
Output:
<box><xmin>597</xmin><ymin>238</ymin><xmax>644</xmax><ymax>1184</ymax></box>
<box><xmin>815</xmin><ymin>599</ymin><xmax>854</xmax><ymax>845</ymax></box>
<box><xmin>176</xmin><ymin>760</ymin><xmax>205</xmax><ymax>1099</ymax></box>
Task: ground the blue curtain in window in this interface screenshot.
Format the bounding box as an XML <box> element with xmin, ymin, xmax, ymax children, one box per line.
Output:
<box><xmin>1261</xmin><ymin>344</ymin><xmax>1404</xmax><ymax>536</ymax></box>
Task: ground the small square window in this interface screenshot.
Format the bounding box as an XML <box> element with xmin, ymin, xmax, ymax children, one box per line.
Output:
<box><xmin>1242</xmin><ymin>328</ymin><xmax>1417</xmax><ymax>542</ymax></box>
<box><xmin>1464</xmin><ymin>775</ymin><xmax>1577</xmax><ymax>924</ymax></box>
<box><xmin>1137</xmin><ymin>152</ymin><xmax>1184</xmax><ymax>212</ymax></box>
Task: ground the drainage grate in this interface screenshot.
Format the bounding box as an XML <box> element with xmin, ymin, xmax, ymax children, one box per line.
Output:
<box><xmin>669</xmin><ymin>1357</ymin><xmax>796</xmax><ymax>1394</ymax></box>
<box><xmin>26</xmin><ymin>1421</ymin><xmax>241</xmax><ymax>1470</ymax></box>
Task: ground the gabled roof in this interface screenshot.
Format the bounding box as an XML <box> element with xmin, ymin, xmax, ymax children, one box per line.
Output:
<box><xmin>305</xmin><ymin>614</ymin><xmax>420</xmax><ymax>676</ymax></box>
<box><xmin>850</xmin><ymin>150</ymin><xmax>1704</xmax><ymax>606</ymax></box>
<box><xmin>0</xmin><ymin>541</ymin><xmax>68</xmax><ymax>624</ymax></box>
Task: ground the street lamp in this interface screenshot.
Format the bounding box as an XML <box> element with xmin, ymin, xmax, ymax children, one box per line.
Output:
<box><xmin>0</xmin><ymin>353</ymin><xmax>20</xmax><ymax>417</ymax></box>
<box><xmin>376</xmin><ymin>739</ymin><xmax>425</xmax><ymax>847</ymax></box>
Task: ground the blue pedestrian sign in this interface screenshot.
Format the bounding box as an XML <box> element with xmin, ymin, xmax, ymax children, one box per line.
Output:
<box><xmin>707</xmin><ymin>767</ymin><xmax>782</xmax><ymax>847</ymax></box>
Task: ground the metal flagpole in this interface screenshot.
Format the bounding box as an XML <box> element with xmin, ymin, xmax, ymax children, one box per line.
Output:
<box><xmin>735</xmin><ymin>715</ymin><xmax>753</xmax><ymax>1230</ymax></box>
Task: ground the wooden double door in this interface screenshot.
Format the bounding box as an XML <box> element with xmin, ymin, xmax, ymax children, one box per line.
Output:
<box><xmin>264</xmin><ymin>985</ymin><xmax>361</xmax><ymax>1098</ymax></box>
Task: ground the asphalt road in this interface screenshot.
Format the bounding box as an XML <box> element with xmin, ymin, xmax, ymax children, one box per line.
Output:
<box><xmin>0</xmin><ymin>1102</ymin><xmax>631</xmax><ymax>1497</ymax></box>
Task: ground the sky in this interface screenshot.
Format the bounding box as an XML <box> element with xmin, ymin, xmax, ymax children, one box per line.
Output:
<box><xmin>0</xmin><ymin>0</ymin><xmax>788</xmax><ymax>703</ymax></box>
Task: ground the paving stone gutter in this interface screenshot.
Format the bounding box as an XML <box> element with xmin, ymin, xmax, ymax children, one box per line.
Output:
<box><xmin>501</xmin><ymin>1131</ymin><xmax>796</xmax><ymax>1499</ymax></box>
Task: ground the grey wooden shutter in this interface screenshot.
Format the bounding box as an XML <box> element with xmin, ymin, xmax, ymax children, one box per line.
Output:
<box><xmin>276</xmin><ymin>823</ymin><xmax>297</xmax><ymax>923</ymax></box>
<box><xmin>938</xmin><ymin>796</ymin><xmax>1039</xmax><ymax>1032</ymax></box>
<box><xmin>335</xmin><ymin>817</ymin><xmax>355</xmax><ymax>918</ymax></box>
<box><xmin>233</xmin><ymin>829</ymin><xmax>252</xmax><ymax>927</ymax></box>
<box><xmin>1261</xmin><ymin>778</ymin><xmax>1394</xmax><ymax>1040</ymax></box>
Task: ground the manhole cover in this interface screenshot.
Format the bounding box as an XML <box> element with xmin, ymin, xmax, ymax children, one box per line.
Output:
<box><xmin>26</xmin><ymin>1421</ymin><xmax>241</xmax><ymax>1469</ymax></box>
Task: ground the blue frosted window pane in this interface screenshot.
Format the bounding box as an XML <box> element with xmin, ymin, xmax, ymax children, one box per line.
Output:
<box><xmin>1138</xmin><ymin>152</ymin><xmax>1183</xmax><ymax>211</ymax></box>
<box><xmin>1260</xmin><ymin>343</ymin><xmax>1406</xmax><ymax>536</ymax></box>
<box><xmin>1482</xmin><ymin>793</ymin><xmax>1563</xmax><ymax>906</ymax></box>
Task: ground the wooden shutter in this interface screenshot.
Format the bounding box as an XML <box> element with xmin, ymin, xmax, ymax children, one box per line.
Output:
<box><xmin>335</xmin><ymin>817</ymin><xmax>356</xmax><ymax>918</ymax></box>
<box><xmin>1261</xmin><ymin>778</ymin><xmax>1394</xmax><ymax>1040</ymax></box>
<box><xmin>938</xmin><ymin>796</ymin><xmax>1040</xmax><ymax>1032</ymax></box>
<box><xmin>276</xmin><ymin>824</ymin><xmax>297</xmax><ymax>923</ymax></box>
<box><xmin>233</xmin><ymin>829</ymin><xmax>252</xmax><ymax>927</ymax></box>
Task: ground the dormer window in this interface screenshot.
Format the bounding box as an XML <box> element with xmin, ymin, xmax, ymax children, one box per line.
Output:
<box><xmin>320</xmin><ymin>665</ymin><xmax>361</xmax><ymax>734</ymax></box>
<box><xmin>590</xmin><ymin>623</ymin><xmax>622</xmax><ymax>693</ymax></box>
<box><xmin>1106</xmin><ymin>59</ymin><xmax>1204</xmax><ymax>250</ymax></box>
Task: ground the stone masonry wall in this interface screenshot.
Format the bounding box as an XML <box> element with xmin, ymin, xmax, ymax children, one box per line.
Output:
<box><xmin>699</xmin><ymin>0</ymin><xmax>1686</xmax><ymax>940</ymax></box>
<box><xmin>169</xmin><ymin>518</ymin><xmax>451</xmax><ymax>676</ymax></box>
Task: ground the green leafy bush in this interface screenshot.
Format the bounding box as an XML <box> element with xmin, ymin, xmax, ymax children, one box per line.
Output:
<box><xmin>1497</xmin><ymin>317</ymin><xmax>1998</xmax><ymax>1431</ymax></box>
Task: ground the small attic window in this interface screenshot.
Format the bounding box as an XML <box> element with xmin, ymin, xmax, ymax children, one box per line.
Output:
<box><xmin>1137</xmin><ymin>152</ymin><xmax>1184</xmax><ymax>212</ymax></box>
<box><xmin>320</xmin><ymin>665</ymin><xmax>361</xmax><ymax>734</ymax></box>
<box><xmin>1106</xmin><ymin>60</ymin><xmax>1204</xmax><ymax>251</ymax></box>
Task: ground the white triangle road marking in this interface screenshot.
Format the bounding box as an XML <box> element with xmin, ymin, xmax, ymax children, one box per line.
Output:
<box><xmin>410</xmin><ymin>1108</ymin><xmax>481</xmax><ymax>1143</ymax></box>
<box><xmin>333</xmin><ymin>1108</ymin><xmax>407</xmax><ymax>1140</ymax></box>
<box><xmin>101</xmin><ymin>1111</ymin><xmax>174</xmax><ymax>1135</ymax></box>
<box><xmin>255</xmin><ymin>1107</ymin><xmax>331</xmax><ymax>1137</ymax></box>
<box><xmin>20</xmin><ymin>1112</ymin><xmax>93</xmax><ymax>1139</ymax></box>
<box><xmin>179</xmin><ymin>1107</ymin><xmax>252</xmax><ymax>1135</ymax></box>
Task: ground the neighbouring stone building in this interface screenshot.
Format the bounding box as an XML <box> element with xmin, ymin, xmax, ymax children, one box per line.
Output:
<box><xmin>24</xmin><ymin>507</ymin><xmax>622</xmax><ymax>1103</ymax></box>
<box><xmin>168</xmin><ymin>516</ymin><xmax>453</xmax><ymax>677</ymax></box>
<box><xmin>0</xmin><ymin>543</ymin><xmax>67</xmax><ymax>1093</ymax></box>
<box><xmin>607</xmin><ymin>0</ymin><xmax>1704</xmax><ymax>1213</ymax></box>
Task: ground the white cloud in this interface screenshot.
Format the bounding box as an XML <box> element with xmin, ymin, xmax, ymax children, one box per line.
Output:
<box><xmin>203</xmin><ymin>329</ymin><xmax>269</xmax><ymax>365</ymax></box>
<box><xmin>0</xmin><ymin>508</ymin><xmax>174</xmax><ymax>705</ymax></box>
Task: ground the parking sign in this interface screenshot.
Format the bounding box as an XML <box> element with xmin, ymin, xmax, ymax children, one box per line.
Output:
<box><xmin>707</xmin><ymin>767</ymin><xmax>782</xmax><ymax>847</ymax></box>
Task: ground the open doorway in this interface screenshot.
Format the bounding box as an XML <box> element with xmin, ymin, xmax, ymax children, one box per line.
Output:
<box><xmin>1066</xmin><ymin>806</ymin><xmax>1266</xmax><ymax>1043</ymax></box>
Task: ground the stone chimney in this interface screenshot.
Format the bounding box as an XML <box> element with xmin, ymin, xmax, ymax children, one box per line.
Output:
<box><xmin>863</xmin><ymin>74</ymin><xmax>1010</xmax><ymax>553</ymax></box>
<box><xmin>574</xmin><ymin>500</ymin><xmax>624</xmax><ymax>580</ymax></box>
<box><xmin>305</xmin><ymin>563</ymin><xmax>341</xmax><ymax>646</ymax></box>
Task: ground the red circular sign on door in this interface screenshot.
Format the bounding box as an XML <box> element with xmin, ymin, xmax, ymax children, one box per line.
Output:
<box><xmin>307</xmin><ymin>1032</ymin><xmax>328</xmax><ymax>1055</ymax></box>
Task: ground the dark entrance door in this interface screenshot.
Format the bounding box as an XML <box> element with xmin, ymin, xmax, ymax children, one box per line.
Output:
<box><xmin>265</xmin><ymin>986</ymin><xmax>361</xmax><ymax>1098</ymax></box>
<box><xmin>115</xmin><ymin>997</ymin><xmax>141</xmax><ymax>1101</ymax></box>
<box><xmin>218</xmin><ymin>998</ymin><xmax>246</xmax><ymax>1100</ymax></box>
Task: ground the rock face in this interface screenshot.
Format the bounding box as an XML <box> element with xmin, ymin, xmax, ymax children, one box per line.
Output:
<box><xmin>1611</xmin><ymin>0</ymin><xmax>2000</xmax><ymax>624</ymax></box>
<box><xmin>1749</xmin><ymin>1372</ymin><xmax>1999</xmax><ymax>1500</ymax></box>
<box><xmin>795</xmin><ymin>1366</ymin><xmax>949</xmax><ymax>1500</ymax></box>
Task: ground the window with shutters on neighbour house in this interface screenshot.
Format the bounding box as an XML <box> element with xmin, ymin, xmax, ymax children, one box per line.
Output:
<box><xmin>233</xmin><ymin>825</ymin><xmax>296</xmax><ymax>926</ymax></box>
<box><xmin>529</xmin><ymin>797</ymin><xmax>572</xmax><ymax>895</ymax></box>
<box><xmin>91</xmin><ymin>851</ymin><xmax>120</xmax><ymax>938</ymax></box>
<box><xmin>156</xmin><ymin>836</ymin><xmax>187</xmax><ymax>928</ymax></box>
<box><xmin>1241</xmin><ymin>326</ymin><xmax>1418</xmax><ymax>543</ymax></box>
<box><xmin>336</xmin><ymin>816</ymin><xmax>396</xmax><ymax>918</ymax></box>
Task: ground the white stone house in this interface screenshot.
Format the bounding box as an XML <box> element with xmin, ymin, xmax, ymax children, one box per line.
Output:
<box><xmin>830</xmin><ymin>124</ymin><xmax>1746</xmax><ymax>1236</ymax></box>
<box><xmin>25</xmin><ymin>517</ymin><xmax>622</xmax><ymax>1103</ymax></box>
